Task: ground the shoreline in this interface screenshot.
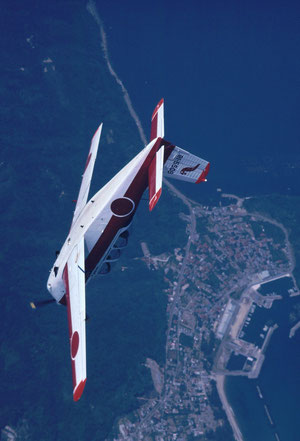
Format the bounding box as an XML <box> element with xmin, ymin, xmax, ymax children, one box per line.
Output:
<box><xmin>213</xmin><ymin>196</ymin><xmax>297</xmax><ymax>441</ymax></box>
<box><xmin>86</xmin><ymin>10</ymin><xmax>299</xmax><ymax>437</ymax></box>
<box><xmin>215</xmin><ymin>375</ymin><xmax>244</xmax><ymax>441</ymax></box>
<box><xmin>252</xmin><ymin>272</ymin><xmax>291</xmax><ymax>292</ymax></box>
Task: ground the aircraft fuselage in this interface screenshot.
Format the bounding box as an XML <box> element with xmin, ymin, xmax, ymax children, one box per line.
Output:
<box><xmin>47</xmin><ymin>136</ymin><xmax>173</xmax><ymax>303</ymax></box>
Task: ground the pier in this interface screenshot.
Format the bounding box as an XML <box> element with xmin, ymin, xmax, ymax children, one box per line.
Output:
<box><xmin>264</xmin><ymin>404</ymin><xmax>274</xmax><ymax>426</ymax></box>
<box><xmin>289</xmin><ymin>320</ymin><xmax>300</xmax><ymax>338</ymax></box>
<box><xmin>256</xmin><ymin>385</ymin><xmax>263</xmax><ymax>399</ymax></box>
<box><xmin>261</xmin><ymin>324</ymin><xmax>278</xmax><ymax>354</ymax></box>
<box><xmin>140</xmin><ymin>242</ymin><xmax>151</xmax><ymax>269</ymax></box>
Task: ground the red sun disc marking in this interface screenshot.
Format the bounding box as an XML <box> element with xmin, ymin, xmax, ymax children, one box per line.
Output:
<box><xmin>71</xmin><ymin>331</ymin><xmax>80</xmax><ymax>359</ymax></box>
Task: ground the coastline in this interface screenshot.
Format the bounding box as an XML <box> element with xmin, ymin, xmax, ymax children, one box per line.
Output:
<box><xmin>215</xmin><ymin>375</ymin><xmax>244</xmax><ymax>441</ymax></box>
<box><xmin>214</xmin><ymin>193</ymin><xmax>299</xmax><ymax>441</ymax></box>
<box><xmin>1</xmin><ymin>2</ymin><xmax>299</xmax><ymax>440</ymax></box>
<box><xmin>83</xmin><ymin>7</ymin><xmax>300</xmax><ymax>436</ymax></box>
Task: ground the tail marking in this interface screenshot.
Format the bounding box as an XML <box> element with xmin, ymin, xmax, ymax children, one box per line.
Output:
<box><xmin>180</xmin><ymin>163</ymin><xmax>200</xmax><ymax>175</ymax></box>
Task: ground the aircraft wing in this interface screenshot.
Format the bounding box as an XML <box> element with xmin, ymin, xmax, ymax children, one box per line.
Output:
<box><xmin>62</xmin><ymin>237</ymin><xmax>87</xmax><ymax>401</ymax></box>
<box><xmin>71</xmin><ymin>124</ymin><xmax>103</xmax><ymax>228</ymax></box>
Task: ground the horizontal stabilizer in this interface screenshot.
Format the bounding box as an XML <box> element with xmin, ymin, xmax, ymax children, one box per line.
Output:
<box><xmin>149</xmin><ymin>145</ymin><xmax>164</xmax><ymax>211</ymax></box>
<box><xmin>150</xmin><ymin>99</ymin><xmax>164</xmax><ymax>141</ymax></box>
<box><xmin>71</xmin><ymin>124</ymin><xmax>103</xmax><ymax>228</ymax></box>
<box><xmin>164</xmin><ymin>145</ymin><xmax>210</xmax><ymax>184</ymax></box>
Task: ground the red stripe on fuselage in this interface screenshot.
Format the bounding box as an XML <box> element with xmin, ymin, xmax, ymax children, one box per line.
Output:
<box><xmin>85</xmin><ymin>212</ymin><xmax>134</xmax><ymax>280</ymax></box>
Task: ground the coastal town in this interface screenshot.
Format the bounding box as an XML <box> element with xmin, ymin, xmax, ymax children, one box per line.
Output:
<box><xmin>108</xmin><ymin>186</ymin><xmax>300</xmax><ymax>441</ymax></box>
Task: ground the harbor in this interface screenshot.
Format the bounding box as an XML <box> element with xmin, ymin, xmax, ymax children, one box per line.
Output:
<box><xmin>213</xmin><ymin>274</ymin><xmax>288</xmax><ymax>380</ymax></box>
<box><xmin>224</xmin><ymin>275</ymin><xmax>300</xmax><ymax>441</ymax></box>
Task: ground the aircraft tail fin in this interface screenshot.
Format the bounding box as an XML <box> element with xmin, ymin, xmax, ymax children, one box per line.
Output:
<box><xmin>148</xmin><ymin>99</ymin><xmax>210</xmax><ymax>209</ymax></box>
<box><xmin>148</xmin><ymin>145</ymin><xmax>164</xmax><ymax>211</ymax></box>
<box><xmin>150</xmin><ymin>99</ymin><xmax>164</xmax><ymax>141</ymax></box>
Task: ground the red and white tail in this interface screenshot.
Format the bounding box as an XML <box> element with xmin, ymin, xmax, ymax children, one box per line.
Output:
<box><xmin>148</xmin><ymin>145</ymin><xmax>164</xmax><ymax>211</ymax></box>
<box><xmin>150</xmin><ymin>98</ymin><xmax>164</xmax><ymax>141</ymax></box>
<box><xmin>148</xmin><ymin>99</ymin><xmax>210</xmax><ymax>211</ymax></box>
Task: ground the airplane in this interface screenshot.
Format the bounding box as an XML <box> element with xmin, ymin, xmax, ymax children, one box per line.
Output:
<box><xmin>46</xmin><ymin>99</ymin><xmax>210</xmax><ymax>401</ymax></box>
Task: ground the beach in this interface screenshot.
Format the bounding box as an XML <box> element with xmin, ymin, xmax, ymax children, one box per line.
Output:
<box><xmin>215</xmin><ymin>375</ymin><xmax>244</xmax><ymax>441</ymax></box>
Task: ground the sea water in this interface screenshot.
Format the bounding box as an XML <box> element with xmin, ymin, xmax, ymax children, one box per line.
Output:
<box><xmin>96</xmin><ymin>3</ymin><xmax>300</xmax><ymax>440</ymax></box>
<box><xmin>2</xmin><ymin>1</ymin><xmax>299</xmax><ymax>440</ymax></box>
<box><xmin>226</xmin><ymin>278</ymin><xmax>300</xmax><ymax>441</ymax></box>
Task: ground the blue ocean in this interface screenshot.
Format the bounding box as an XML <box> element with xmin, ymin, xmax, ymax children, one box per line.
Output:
<box><xmin>97</xmin><ymin>3</ymin><xmax>300</xmax><ymax>440</ymax></box>
<box><xmin>225</xmin><ymin>278</ymin><xmax>300</xmax><ymax>441</ymax></box>
<box><xmin>98</xmin><ymin>3</ymin><xmax>300</xmax><ymax>439</ymax></box>
<box><xmin>1</xmin><ymin>1</ymin><xmax>299</xmax><ymax>440</ymax></box>
<box><xmin>98</xmin><ymin>0</ymin><xmax>300</xmax><ymax>200</ymax></box>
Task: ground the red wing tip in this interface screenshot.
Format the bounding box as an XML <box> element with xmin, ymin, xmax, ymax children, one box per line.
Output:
<box><xmin>73</xmin><ymin>379</ymin><xmax>87</xmax><ymax>401</ymax></box>
<box><xmin>92</xmin><ymin>123</ymin><xmax>103</xmax><ymax>139</ymax></box>
<box><xmin>196</xmin><ymin>162</ymin><xmax>210</xmax><ymax>184</ymax></box>
<box><xmin>151</xmin><ymin>98</ymin><xmax>164</xmax><ymax>120</ymax></box>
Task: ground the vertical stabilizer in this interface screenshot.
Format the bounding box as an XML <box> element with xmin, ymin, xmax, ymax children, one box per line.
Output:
<box><xmin>150</xmin><ymin>99</ymin><xmax>164</xmax><ymax>141</ymax></box>
<box><xmin>149</xmin><ymin>145</ymin><xmax>164</xmax><ymax>211</ymax></box>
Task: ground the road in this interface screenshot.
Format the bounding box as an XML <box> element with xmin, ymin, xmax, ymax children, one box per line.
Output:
<box><xmin>163</xmin><ymin>179</ymin><xmax>197</xmax><ymax>357</ymax></box>
<box><xmin>130</xmin><ymin>179</ymin><xmax>198</xmax><ymax>437</ymax></box>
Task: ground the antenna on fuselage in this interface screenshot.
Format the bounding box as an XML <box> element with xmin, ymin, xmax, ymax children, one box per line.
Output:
<box><xmin>30</xmin><ymin>298</ymin><xmax>56</xmax><ymax>309</ymax></box>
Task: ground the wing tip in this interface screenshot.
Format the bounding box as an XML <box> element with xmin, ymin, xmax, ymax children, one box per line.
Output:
<box><xmin>92</xmin><ymin>122</ymin><xmax>103</xmax><ymax>142</ymax></box>
<box><xmin>73</xmin><ymin>379</ymin><xmax>87</xmax><ymax>401</ymax></box>
<box><xmin>196</xmin><ymin>162</ymin><xmax>210</xmax><ymax>184</ymax></box>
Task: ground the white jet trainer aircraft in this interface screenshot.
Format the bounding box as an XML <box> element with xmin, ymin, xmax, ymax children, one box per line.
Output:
<box><xmin>47</xmin><ymin>99</ymin><xmax>210</xmax><ymax>401</ymax></box>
